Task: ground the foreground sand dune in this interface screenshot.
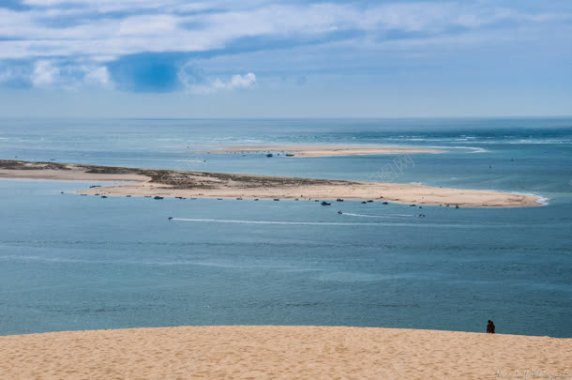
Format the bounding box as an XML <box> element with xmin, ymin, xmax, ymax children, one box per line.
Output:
<box><xmin>0</xmin><ymin>326</ymin><xmax>570</xmax><ymax>380</ymax></box>
<box><xmin>0</xmin><ymin>160</ymin><xmax>542</xmax><ymax>208</ymax></box>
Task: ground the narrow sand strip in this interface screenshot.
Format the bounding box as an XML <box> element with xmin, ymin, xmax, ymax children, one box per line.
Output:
<box><xmin>0</xmin><ymin>326</ymin><xmax>570</xmax><ymax>380</ymax></box>
<box><xmin>203</xmin><ymin>144</ymin><xmax>445</xmax><ymax>157</ymax></box>
<box><xmin>0</xmin><ymin>160</ymin><xmax>542</xmax><ymax>208</ymax></box>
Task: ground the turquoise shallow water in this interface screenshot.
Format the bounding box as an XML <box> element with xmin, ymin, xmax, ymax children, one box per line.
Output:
<box><xmin>0</xmin><ymin>118</ymin><xmax>571</xmax><ymax>337</ymax></box>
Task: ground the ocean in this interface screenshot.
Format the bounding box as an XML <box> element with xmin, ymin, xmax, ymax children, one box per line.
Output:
<box><xmin>0</xmin><ymin>118</ymin><xmax>571</xmax><ymax>337</ymax></box>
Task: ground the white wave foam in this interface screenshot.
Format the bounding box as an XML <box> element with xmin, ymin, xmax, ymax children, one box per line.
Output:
<box><xmin>510</xmin><ymin>139</ymin><xmax>571</xmax><ymax>145</ymax></box>
<box><xmin>502</xmin><ymin>192</ymin><xmax>549</xmax><ymax>206</ymax></box>
<box><xmin>531</xmin><ymin>195</ymin><xmax>550</xmax><ymax>206</ymax></box>
<box><xmin>466</xmin><ymin>147</ymin><xmax>489</xmax><ymax>153</ymax></box>
<box><xmin>447</xmin><ymin>146</ymin><xmax>489</xmax><ymax>153</ymax></box>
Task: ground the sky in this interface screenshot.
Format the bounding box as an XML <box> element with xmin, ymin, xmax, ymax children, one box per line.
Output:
<box><xmin>0</xmin><ymin>0</ymin><xmax>571</xmax><ymax>118</ymax></box>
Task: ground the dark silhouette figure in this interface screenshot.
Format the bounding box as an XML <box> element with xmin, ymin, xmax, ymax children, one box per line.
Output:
<box><xmin>486</xmin><ymin>320</ymin><xmax>496</xmax><ymax>334</ymax></box>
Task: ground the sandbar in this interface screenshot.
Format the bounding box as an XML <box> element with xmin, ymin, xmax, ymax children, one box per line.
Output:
<box><xmin>203</xmin><ymin>144</ymin><xmax>445</xmax><ymax>157</ymax></box>
<box><xmin>0</xmin><ymin>160</ymin><xmax>542</xmax><ymax>208</ymax></box>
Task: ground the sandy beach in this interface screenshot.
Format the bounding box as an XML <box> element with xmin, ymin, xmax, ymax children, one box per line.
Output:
<box><xmin>0</xmin><ymin>160</ymin><xmax>542</xmax><ymax>208</ymax></box>
<box><xmin>0</xmin><ymin>326</ymin><xmax>570</xmax><ymax>379</ymax></box>
<box><xmin>203</xmin><ymin>144</ymin><xmax>445</xmax><ymax>157</ymax></box>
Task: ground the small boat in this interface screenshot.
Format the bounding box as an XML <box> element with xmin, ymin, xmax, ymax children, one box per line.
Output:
<box><xmin>153</xmin><ymin>196</ymin><xmax>164</xmax><ymax>200</ymax></box>
<box><xmin>337</xmin><ymin>210</ymin><xmax>343</xmax><ymax>214</ymax></box>
<box><xmin>168</xmin><ymin>216</ymin><xmax>173</xmax><ymax>220</ymax></box>
<box><xmin>321</xmin><ymin>201</ymin><xmax>331</xmax><ymax>206</ymax></box>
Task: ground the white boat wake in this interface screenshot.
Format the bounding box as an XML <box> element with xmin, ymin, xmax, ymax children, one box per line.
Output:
<box><xmin>171</xmin><ymin>218</ymin><xmax>378</xmax><ymax>226</ymax></box>
<box><xmin>340</xmin><ymin>212</ymin><xmax>414</xmax><ymax>218</ymax></box>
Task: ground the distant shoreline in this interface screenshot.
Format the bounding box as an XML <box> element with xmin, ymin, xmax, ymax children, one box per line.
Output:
<box><xmin>1</xmin><ymin>326</ymin><xmax>570</xmax><ymax>379</ymax></box>
<box><xmin>0</xmin><ymin>160</ymin><xmax>543</xmax><ymax>208</ymax></box>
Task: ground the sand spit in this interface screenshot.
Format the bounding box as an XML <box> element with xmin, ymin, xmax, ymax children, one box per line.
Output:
<box><xmin>0</xmin><ymin>160</ymin><xmax>542</xmax><ymax>208</ymax></box>
<box><xmin>203</xmin><ymin>144</ymin><xmax>445</xmax><ymax>157</ymax></box>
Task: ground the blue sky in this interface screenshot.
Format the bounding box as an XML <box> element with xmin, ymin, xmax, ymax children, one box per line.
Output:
<box><xmin>0</xmin><ymin>0</ymin><xmax>571</xmax><ymax>117</ymax></box>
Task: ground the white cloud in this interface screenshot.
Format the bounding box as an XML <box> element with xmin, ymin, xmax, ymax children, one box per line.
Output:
<box><xmin>0</xmin><ymin>66</ymin><xmax>19</xmax><ymax>84</ymax></box>
<box><xmin>0</xmin><ymin>2</ymin><xmax>568</xmax><ymax>61</ymax></box>
<box><xmin>183</xmin><ymin>72</ymin><xmax>257</xmax><ymax>94</ymax></box>
<box><xmin>22</xmin><ymin>0</ymin><xmax>198</xmax><ymax>11</ymax></box>
<box><xmin>213</xmin><ymin>73</ymin><xmax>256</xmax><ymax>90</ymax></box>
<box><xmin>25</xmin><ymin>60</ymin><xmax>114</xmax><ymax>89</ymax></box>
<box><xmin>83</xmin><ymin>66</ymin><xmax>112</xmax><ymax>88</ymax></box>
<box><xmin>18</xmin><ymin>0</ymin><xmax>260</xmax><ymax>17</ymax></box>
<box><xmin>0</xmin><ymin>1</ymin><xmax>570</xmax><ymax>93</ymax></box>
<box><xmin>118</xmin><ymin>15</ymin><xmax>179</xmax><ymax>36</ymax></box>
<box><xmin>31</xmin><ymin>60</ymin><xmax>59</xmax><ymax>87</ymax></box>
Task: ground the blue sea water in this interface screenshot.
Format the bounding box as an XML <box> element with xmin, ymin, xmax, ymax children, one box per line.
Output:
<box><xmin>0</xmin><ymin>118</ymin><xmax>571</xmax><ymax>337</ymax></box>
